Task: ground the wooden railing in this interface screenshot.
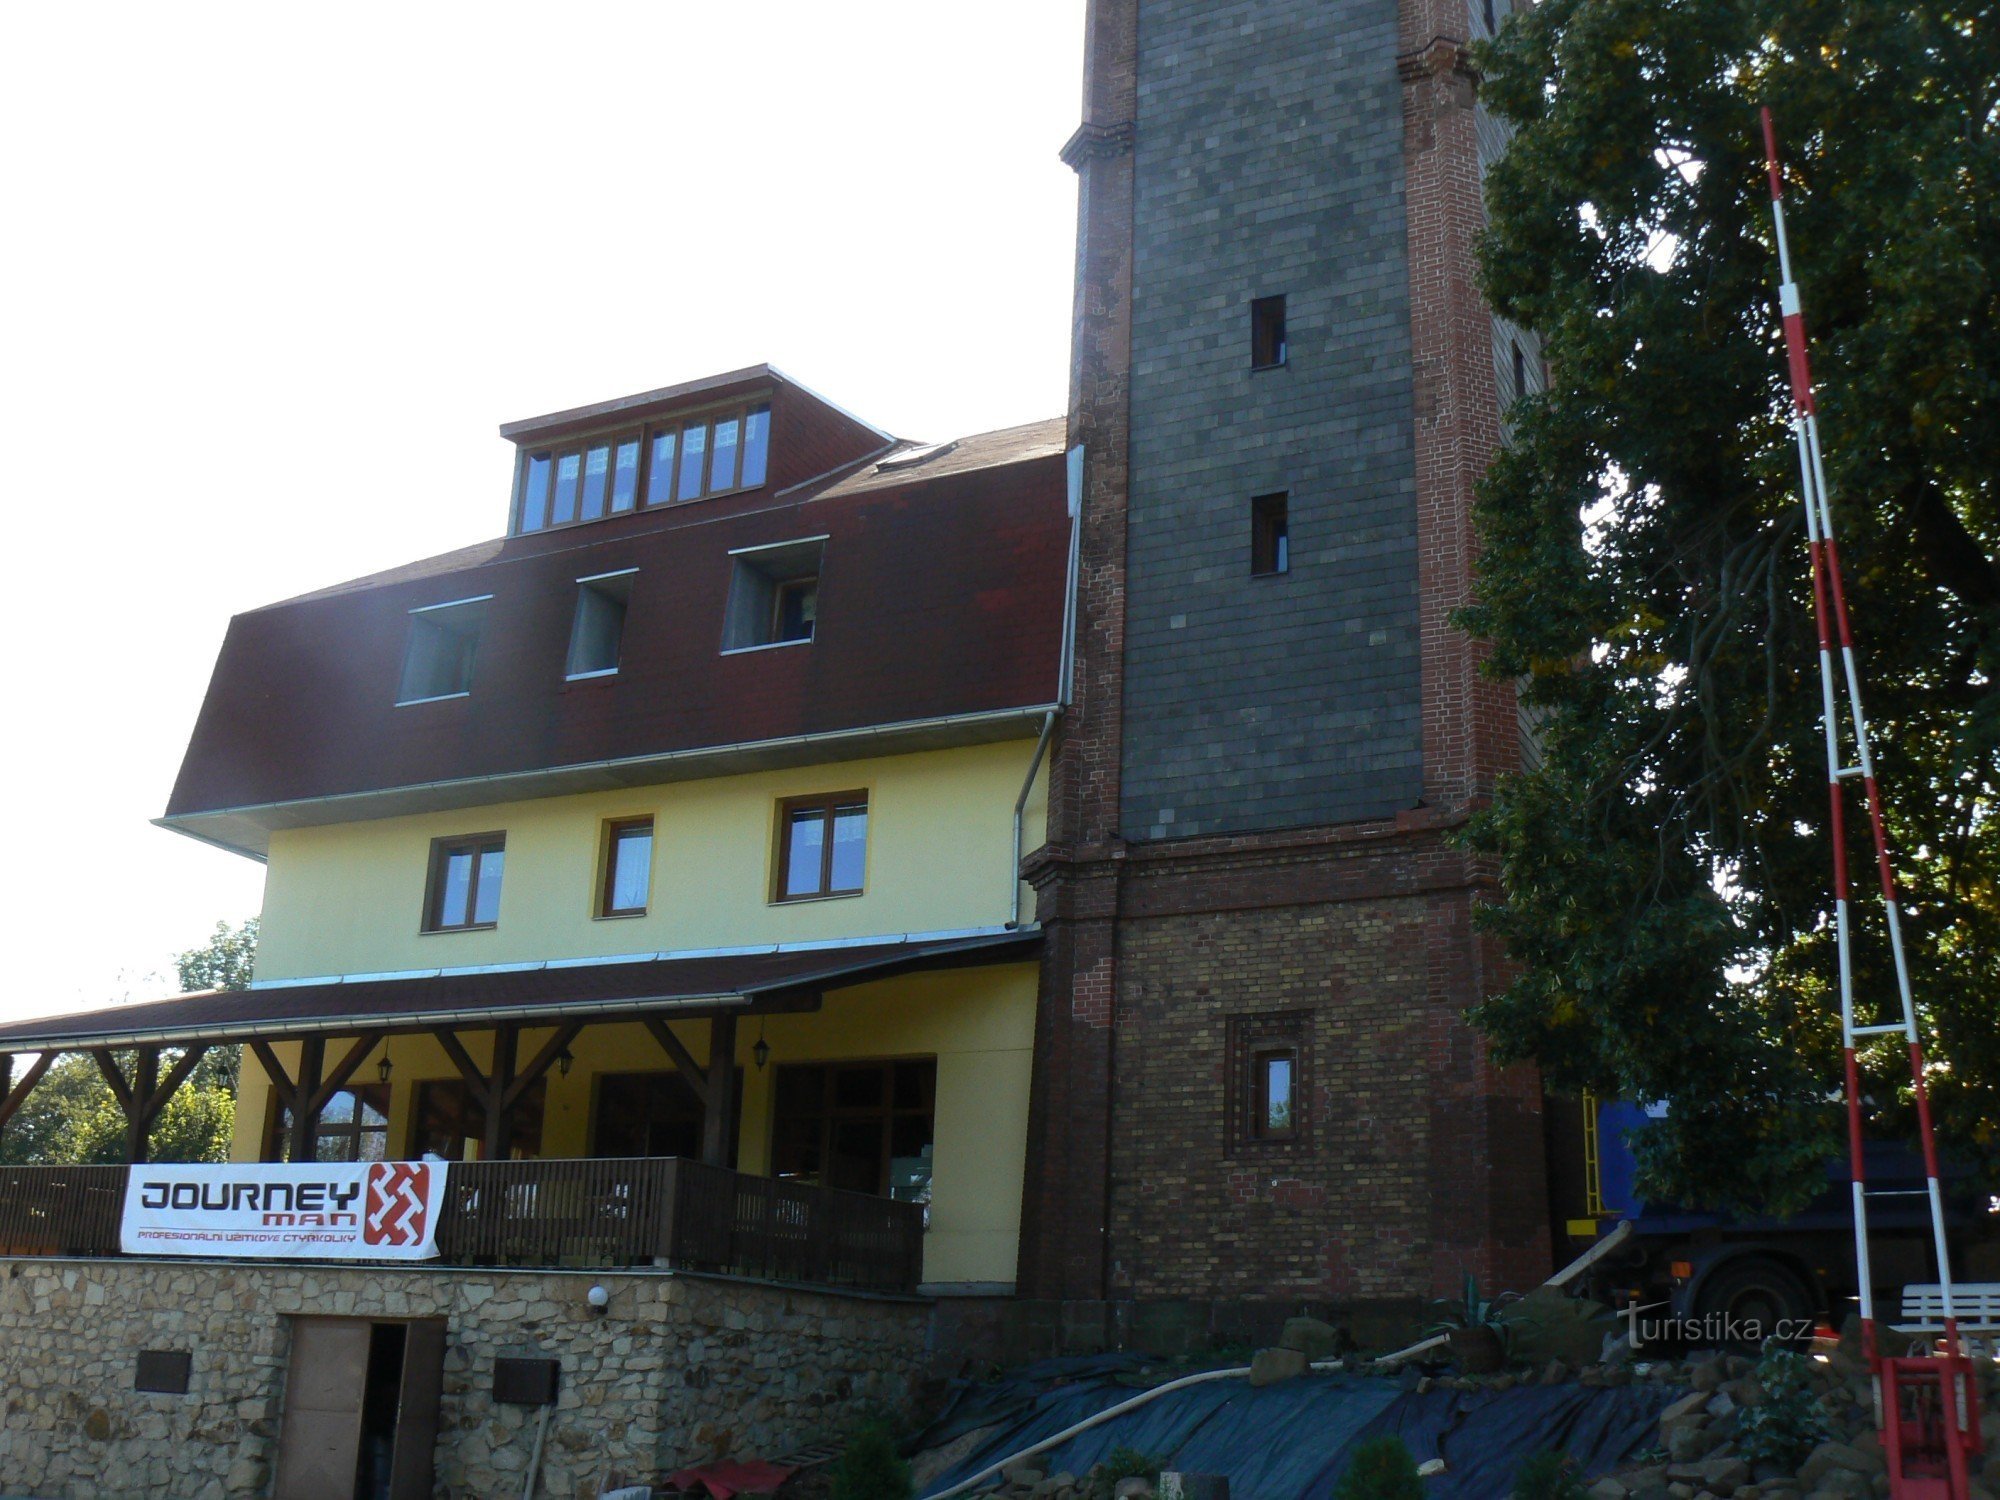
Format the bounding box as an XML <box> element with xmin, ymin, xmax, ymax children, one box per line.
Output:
<box><xmin>0</xmin><ymin>1164</ymin><xmax>127</xmax><ymax>1257</ymax></box>
<box><xmin>0</xmin><ymin>1159</ymin><xmax>926</xmax><ymax>1294</ymax></box>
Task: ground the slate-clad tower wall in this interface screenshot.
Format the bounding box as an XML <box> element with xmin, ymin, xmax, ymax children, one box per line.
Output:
<box><xmin>1021</xmin><ymin>0</ymin><xmax>1552</xmax><ymax>1330</ymax></box>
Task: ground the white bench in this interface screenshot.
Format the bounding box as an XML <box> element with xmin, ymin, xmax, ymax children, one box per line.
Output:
<box><xmin>1892</xmin><ymin>1283</ymin><xmax>2000</xmax><ymax>1357</ymax></box>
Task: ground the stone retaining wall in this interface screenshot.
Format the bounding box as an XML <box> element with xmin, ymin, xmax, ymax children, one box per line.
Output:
<box><xmin>0</xmin><ymin>1258</ymin><xmax>929</xmax><ymax>1499</ymax></box>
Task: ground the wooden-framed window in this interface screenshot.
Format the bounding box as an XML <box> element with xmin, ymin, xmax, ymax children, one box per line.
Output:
<box><xmin>599</xmin><ymin>816</ymin><xmax>654</xmax><ymax>917</ymax></box>
<box><xmin>515</xmin><ymin>400</ymin><xmax>773</xmax><ymax>536</ymax></box>
<box><xmin>770</xmin><ymin>1058</ymin><xmax>935</xmax><ymax>1199</ymax></box>
<box><xmin>1251</xmin><ymin>294</ymin><xmax>1288</xmax><ymax>370</ymax></box>
<box><xmin>1226</xmin><ymin>1011</ymin><xmax>1311</xmax><ymax>1152</ymax></box>
<box><xmin>262</xmin><ymin>1085</ymin><xmax>390</xmax><ymax>1163</ymax></box>
<box><xmin>423</xmin><ymin>833</ymin><xmax>506</xmax><ymax>932</ymax></box>
<box><xmin>775</xmin><ymin>793</ymin><xmax>868</xmax><ymax>901</ymax></box>
<box><xmin>1251</xmin><ymin>492</ymin><xmax>1290</xmax><ymax>577</ymax></box>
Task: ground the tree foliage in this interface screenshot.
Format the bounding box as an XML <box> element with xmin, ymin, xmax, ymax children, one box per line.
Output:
<box><xmin>1466</xmin><ymin>0</ymin><xmax>2000</xmax><ymax>1210</ymax></box>
<box><xmin>0</xmin><ymin>919</ymin><xmax>256</xmax><ymax>1165</ymax></box>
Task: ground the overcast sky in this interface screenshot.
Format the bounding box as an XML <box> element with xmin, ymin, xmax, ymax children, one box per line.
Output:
<box><xmin>0</xmin><ymin>3</ymin><xmax>1083</xmax><ymax>1021</ymax></box>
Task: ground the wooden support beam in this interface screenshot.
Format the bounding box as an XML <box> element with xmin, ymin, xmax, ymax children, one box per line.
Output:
<box><xmin>307</xmin><ymin>1033</ymin><xmax>385</xmax><ymax>1118</ymax></box>
<box><xmin>287</xmin><ymin>1037</ymin><xmax>326</xmax><ymax>1163</ymax></box>
<box><xmin>482</xmin><ymin>1026</ymin><xmax>518</xmax><ymax>1162</ymax></box>
<box><xmin>702</xmin><ymin>1012</ymin><xmax>738</xmax><ymax>1168</ymax></box>
<box><xmin>143</xmin><ymin>1045</ymin><xmax>212</xmax><ymax>1130</ymax></box>
<box><xmin>505</xmin><ymin>1022</ymin><xmax>583</xmax><ymax>1112</ymax></box>
<box><xmin>641</xmin><ymin>1016</ymin><xmax>713</xmax><ymax>1107</ymax></box>
<box><xmin>91</xmin><ymin>1049</ymin><xmax>136</xmax><ymax>1116</ymax></box>
<box><xmin>432</xmin><ymin>1029</ymin><xmax>488</xmax><ymax>1096</ymax></box>
<box><xmin>124</xmin><ymin>1047</ymin><xmax>160</xmax><ymax>1164</ymax></box>
<box><xmin>249</xmin><ymin>1040</ymin><xmax>298</xmax><ymax>1116</ymax></box>
<box><xmin>0</xmin><ymin>1052</ymin><xmax>54</xmax><ymax>1133</ymax></box>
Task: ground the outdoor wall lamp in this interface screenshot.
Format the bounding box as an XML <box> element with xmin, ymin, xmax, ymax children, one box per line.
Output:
<box><xmin>586</xmin><ymin>1284</ymin><xmax>609</xmax><ymax>1317</ymax></box>
<box><xmin>557</xmin><ymin>1048</ymin><xmax>574</xmax><ymax>1078</ymax></box>
<box><xmin>377</xmin><ymin>1044</ymin><xmax>392</xmax><ymax>1085</ymax></box>
<box><xmin>753</xmin><ymin>1020</ymin><xmax>770</xmax><ymax>1071</ymax></box>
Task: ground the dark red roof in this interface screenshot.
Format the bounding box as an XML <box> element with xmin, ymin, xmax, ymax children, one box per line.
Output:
<box><xmin>0</xmin><ymin>932</ymin><xmax>1041</xmax><ymax>1051</ymax></box>
<box><xmin>163</xmin><ymin>402</ymin><xmax>1068</xmax><ymax>850</ymax></box>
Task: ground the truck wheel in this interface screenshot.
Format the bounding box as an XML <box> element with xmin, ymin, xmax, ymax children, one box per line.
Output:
<box><xmin>1692</xmin><ymin>1257</ymin><xmax>1817</xmax><ymax>1348</ymax></box>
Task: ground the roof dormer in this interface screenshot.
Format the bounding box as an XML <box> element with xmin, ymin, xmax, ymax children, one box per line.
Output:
<box><xmin>497</xmin><ymin>364</ymin><xmax>891</xmax><ymax>538</ymax></box>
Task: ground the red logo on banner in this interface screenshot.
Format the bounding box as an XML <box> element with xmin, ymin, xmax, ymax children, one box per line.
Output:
<box><xmin>364</xmin><ymin>1163</ymin><xmax>432</xmax><ymax>1247</ymax></box>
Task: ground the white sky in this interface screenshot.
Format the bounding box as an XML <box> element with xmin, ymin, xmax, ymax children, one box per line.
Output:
<box><xmin>0</xmin><ymin>3</ymin><xmax>1083</xmax><ymax>1020</ymax></box>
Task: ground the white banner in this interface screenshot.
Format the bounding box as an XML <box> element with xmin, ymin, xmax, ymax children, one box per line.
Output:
<box><xmin>120</xmin><ymin>1161</ymin><xmax>448</xmax><ymax>1260</ymax></box>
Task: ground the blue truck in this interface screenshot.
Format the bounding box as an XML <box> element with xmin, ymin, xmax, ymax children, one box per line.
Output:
<box><xmin>1553</xmin><ymin>1099</ymin><xmax>2000</xmax><ymax>1342</ymax></box>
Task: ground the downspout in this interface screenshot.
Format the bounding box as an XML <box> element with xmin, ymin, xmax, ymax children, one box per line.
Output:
<box><xmin>1007</xmin><ymin>445</ymin><xmax>1085</xmax><ymax>928</ymax></box>
<box><xmin>1009</xmin><ymin>711</ymin><xmax>1057</xmax><ymax>928</ymax></box>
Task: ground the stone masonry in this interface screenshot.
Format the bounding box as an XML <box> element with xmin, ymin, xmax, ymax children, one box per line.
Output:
<box><xmin>0</xmin><ymin>1258</ymin><xmax>927</xmax><ymax>1500</ymax></box>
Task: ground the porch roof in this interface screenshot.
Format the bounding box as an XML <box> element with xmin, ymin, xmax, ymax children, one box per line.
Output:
<box><xmin>0</xmin><ymin>930</ymin><xmax>1040</xmax><ymax>1053</ymax></box>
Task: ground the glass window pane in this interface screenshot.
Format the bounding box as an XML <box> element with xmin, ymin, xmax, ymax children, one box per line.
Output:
<box><xmin>320</xmin><ymin>1091</ymin><xmax>357</xmax><ymax>1126</ymax></box>
<box><xmin>647</xmin><ymin>431</ymin><xmax>677</xmax><ymax>505</ymax></box>
<box><xmin>1264</xmin><ymin>1054</ymin><xmax>1294</xmax><ymax>1133</ymax></box>
<box><xmin>472</xmin><ymin>847</ymin><xmax>504</xmax><ymax>925</ymax></box>
<box><xmin>834</xmin><ymin>1065</ymin><xmax>884</xmax><ymax>1110</ymax></box>
<box><xmin>439</xmin><ymin>850</ymin><xmax>474</xmax><ymax>926</ymax></box>
<box><xmin>580</xmin><ymin>445</ymin><xmax>611</xmax><ymax>521</ymax></box>
<box><xmin>552</xmin><ymin>452</ymin><xmax>581</xmax><ymax>525</ymax></box>
<box><xmin>609</xmin><ymin>824</ymin><xmax>652</xmax><ymax>912</ymax></box>
<box><xmin>830</xmin><ymin>802</ymin><xmax>867</xmax><ymax>892</ymax></box>
<box><xmin>611</xmin><ymin>440</ymin><xmax>640</xmax><ymax>512</ymax></box>
<box><xmin>520</xmin><ymin>454</ymin><xmax>552</xmax><ymax>532</ymax></box>
<box><xmin>677</xmin><ymin>423</ymin><xmax>708</xmax><ymax>500</ymax></box>
<box><xmin>784</xmin><ymin>808</ymin><xmax>825</xmax><ymax>898</ymax></box>
<box><xmin>358</xmin><ymin>1128</ymin><xmax>388</xmax><ymax>1164</ymax></box>
<box><xmin>740</xmin><ymin>405</ymin><xmax>771</xmax><ymax>488</ymax></box>
<box><xmin>709</xmin><ymin>417</ymin><xmax>740</xmax><ymax>492</ymax></box>
<box><xmin>773</xmin><ymin>579</ymin><xmax>817</xmax><ymax>643</ymax></box>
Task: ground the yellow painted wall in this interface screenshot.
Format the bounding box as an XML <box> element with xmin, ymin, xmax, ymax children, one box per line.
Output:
<box><xmin>229</xmin><ymin>962</ymin><xmax>1036</xmax><ymax>1287</ymax></box>
<box><xmin>255</xmin><ymin>739</ymin><xmax>1047</xmax><ymax>982</ymax></box>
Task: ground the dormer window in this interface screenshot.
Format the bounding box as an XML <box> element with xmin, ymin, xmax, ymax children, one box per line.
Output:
<box><xmin>566</xmin><ymin>570</ymin><xmax>635</xmax><ymax>679</ymax></box>
<box><xmin>397</xmin><ymin>595</ymin><xmax>490</xmax><ymax>705</ymax></box>
<box><xmin>515</xmin><ymin>401</ymin><xmax>772</xmax><ymax>535</ymax></box>
<box><xmin>723</xmin><ymin>537</ymin><xmax>824</xmax><ymax>652</ymax></box>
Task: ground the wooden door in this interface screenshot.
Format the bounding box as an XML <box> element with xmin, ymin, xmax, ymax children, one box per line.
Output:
<box><xmin>273</xmin><ymin>1318</ymin><xmax>372</xmax><ymax>1500</ymax></box>
<box><xmin>387</xmin><ymin>1319</ymin><xmax>446</xmax><ymax>1500</ymax></box>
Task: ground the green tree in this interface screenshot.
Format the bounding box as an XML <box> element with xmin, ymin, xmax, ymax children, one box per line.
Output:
<box><xmin>1333</xmin><ymin>1437</ymin><xmax>1424</xmax><ymax>1500</ymax></box>
<box><xmin>1465</xmin><ymin>0</ymin><xmax>2000</xmax><ymax>1211</ymax></box>
<box><xmin>0</xmin><ymin>920</ymin><xmax>255</xmax><ymax>1165</ymax></box>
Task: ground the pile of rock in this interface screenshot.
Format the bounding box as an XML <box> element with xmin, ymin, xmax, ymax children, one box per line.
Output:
<box><xmin>1591</xmin><ymin>1341</ymin><xmax>2000</xmax><ymax>1500</ymax></box>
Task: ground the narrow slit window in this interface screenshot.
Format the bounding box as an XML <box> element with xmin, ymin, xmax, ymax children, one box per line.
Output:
<box><xmin>1251</xmin><ymin>493</ymin><xmax>1290</xmax><ymax>577</ymax></box>
<box><xmin>566</xmin><ymin>571</ymin><xmax>634</xmax><ymax>679</ymax></box>
<box><xmin>424</xmin><ymin>833</ymin><xmax>505</xmax><ymax>932</ymax></box>
<box><xmin>1251</xmin><ymin>294</ymin><xmax>1288</xmax><ymax>370</ymax></box>
<box><xmin>397</xmin><ymin>596</ymin><xmax>489</xmax><ymax>704</ymax></box>
<box><xmin>776</xmin><ymin>794</ymin><xmax>868</xmax><ymax>901</ymax></box>
<box><xmin>1252</xmin><ymin>1049</ymin><xmax>1297</xmax><ymax>1139</ymax></box>
<box><xmin>1512</xmin><ymin>339</ymin><xmax>1528</xmax><ymax>403</ymax></box>
<box><xmin>600</xmin><ymin>816</ymin><xmax>654</xmax><ymax>917</ymax></box>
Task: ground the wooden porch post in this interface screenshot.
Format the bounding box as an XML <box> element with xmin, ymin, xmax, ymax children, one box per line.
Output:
<box><xmin>482</xmin><ymin>1026</ymin><xmax>518</xmax><ymax>1162</ymax></box>
<box><xmin>125</xmin><ymin>1047</ymin><xmax>159</xmax><ymax>1165</ymax></box>
<box><xmin>701</xmin><ymin>1013</ymin><xmax>737</xmax><ymax>1168</ymax></box>
<box><xmin>288</xmin><ymin>1036</ymin><xmax>325</xmax><ymax>1163</ymax></box>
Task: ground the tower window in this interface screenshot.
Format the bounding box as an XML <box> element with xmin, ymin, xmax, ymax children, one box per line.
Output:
<box><xmin>1226</xmin><ymin>1011</ymin><xmax>1311</xmax><ymax>1152</ymax></box>
<box><xmin>397</xmin><ymin>595</ymin><xmax>490</xmax><ymax>705</ymax></box>
<box><xmin>723</xmin><ymin>537</ymin><xmax>825</xmax><ymax>652</ymax></box>
<box><xmin>566</xmin><ymin>570</ymin><xmax>635</xmax><ymax>679</ymax></box>
<box><xmin>1251</xmin><ymin>295</ymin><xmax>1288</xmax><ymax>370</ymax></box>
<box><xmin>1512</xmin><ymin>339</ymin><xmax>1528</xmax><ymax>403</ymax></box>
<box><xmin>1251</xmin><ymin>493</ymin><xmax>1290</xmax><ymax>577</ymax></box>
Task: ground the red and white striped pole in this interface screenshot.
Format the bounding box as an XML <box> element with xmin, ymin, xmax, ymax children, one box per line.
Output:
<box><xmin>1760</xmin><ymin>104</ymin><xmax>1965</xmax><ymax>1385</ymax></box>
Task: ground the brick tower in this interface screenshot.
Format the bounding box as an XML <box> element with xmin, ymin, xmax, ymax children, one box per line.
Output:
<box><xmin>1021</xmin><ymin>0</ymin><xmax>1552</xmax><ymax>1337</ymax></box>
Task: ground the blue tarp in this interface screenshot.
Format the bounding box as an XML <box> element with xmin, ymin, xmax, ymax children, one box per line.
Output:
<box><xmin>917</xmin><ymin>1363</ymin><xmax>1679</xmax><ymax>1500</ymax></box>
